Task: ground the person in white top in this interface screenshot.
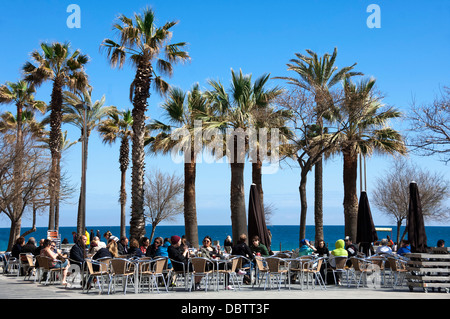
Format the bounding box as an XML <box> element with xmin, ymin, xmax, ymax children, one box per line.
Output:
<box><xmin>376</xmin><ymin>238</ymin><xmax>393</xmax><ymax>254</ymax></box>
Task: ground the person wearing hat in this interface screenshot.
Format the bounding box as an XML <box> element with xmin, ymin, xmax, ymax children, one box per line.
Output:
<box><xmin>168</xmin><ymin>235</ymin><xmax>203</xmax><ymax>290</ymax></box>
<box><xmin>299</xmin><ymin>238</ymin><xmax>316</xmax><ymax>256</ymax></box>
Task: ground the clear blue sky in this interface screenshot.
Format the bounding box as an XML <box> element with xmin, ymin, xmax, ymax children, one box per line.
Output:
<box><xmin>0</xmin><ymin>0</ymin><xmax>449</xmax><ymax>228</ymax></box>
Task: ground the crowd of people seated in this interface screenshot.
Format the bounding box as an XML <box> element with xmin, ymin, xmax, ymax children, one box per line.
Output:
<box><xmin>2</xmin><ymin>229</ymin><xmax>446</xmax><ymax>290</ymax></box>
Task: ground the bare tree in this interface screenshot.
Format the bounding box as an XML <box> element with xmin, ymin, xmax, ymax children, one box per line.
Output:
<box><xmin>0</xmin><ymin>134</ymin><xmax>50</xmax><ymax>250</ymax></box>
<box><xmin>408</xmin><ymin>86</ymin><xmax>450</xmax><ymax>163</ymax></box>
<box><xmin>143</xmin><ymin>169</ymin><xmax>184</xmax><ymax>243</ymax></box>
<box><xmin>372</xmin><ymin>158</ymin><xmax>450</xmax><ymax>243</ymax></box>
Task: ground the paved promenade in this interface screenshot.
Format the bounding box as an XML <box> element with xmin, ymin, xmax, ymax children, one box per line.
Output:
<box><xmin>1</xmin><ymin>273</ymin><xmax>448</xmax><ymax>300</ymax></box>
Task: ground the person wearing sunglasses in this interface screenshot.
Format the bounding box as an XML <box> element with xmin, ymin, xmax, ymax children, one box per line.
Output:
<box><xmin>40</xmin><ymin>239</ymin><xmax>70</xmax><ymax>285</ymax></box>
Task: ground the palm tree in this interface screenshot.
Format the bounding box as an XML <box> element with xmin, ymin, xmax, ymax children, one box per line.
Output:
<box><xmin>0</xmin><ymin>80</ymin><xmax>46</xmax><ymax>244</ymax></box>
<box><xmin>275</xmin><ymin>48</ymin><xmax>362</xmax><ymax>243</ymax></box>
<box><xmin>147</xmin><ymin>84</ymin><xmax>209</xmax><ymax>248</ymax></box>
<box><xmin>101</xmin><ymin>7</ymin><xmax>190</xmax><ymax>239</ymax></box>
<box><xmin>98</xmin><ymin>108</ymin><xmax>133</xmax><ymax>238</ymax></box>
<box><xmin>328</xmin><ymin>77</ymin><xmax>407</xmax><ymax>239</ymax></box>
<box><xmin>61</xmin><ymin>88</ymin><xmax>115</xmax><ymax>235</ymax></box>
<box><xmin>248</xmin><ymin>74</ymin><xmax>287</xmax><ymax>211</ymax></box>
<box><xmin>206</xmin><ymin>69</ymin><xmax>283</xmax><ymax>242</ymax></box>
<box><xmin>23</xmin><ymin>42</ymin><xmax>89</xmax><ymax>231</ymax></box>
<box><xmin>37</xmin><ymin>129</ymin><xmax>77</xmax><ymax>231</ymax></box>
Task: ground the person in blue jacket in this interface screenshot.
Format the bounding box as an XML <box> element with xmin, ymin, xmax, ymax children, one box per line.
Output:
<box><xmin>156</xmin><ymin>238</ymin><xmax>172</xmax><ymax>269</ymax></box>
<box><xmin>397</xmin><ymin>240</ymin><xmax>411</xmax><ymax>256</ymax></box>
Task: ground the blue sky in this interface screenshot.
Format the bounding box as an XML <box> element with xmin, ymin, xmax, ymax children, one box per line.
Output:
<box><xmin>0</xmin><ymin>0</ymin><xmax>449</xmax><ymax>228</ymax></box>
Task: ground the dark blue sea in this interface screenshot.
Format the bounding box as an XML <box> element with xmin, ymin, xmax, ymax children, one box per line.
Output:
<box><xmin>1</xmin><ymin>225</ymin><xmax>448</xmax><ymax>252</ymax></box>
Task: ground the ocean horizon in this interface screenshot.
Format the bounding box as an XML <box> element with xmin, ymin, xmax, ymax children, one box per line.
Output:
<box><xmin>1</xmin><ymin>224</ymin><xmax>448</xmax><ymax>252</ymax></box>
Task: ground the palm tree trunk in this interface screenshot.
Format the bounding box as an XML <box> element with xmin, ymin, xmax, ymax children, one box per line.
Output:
<box><xmin>48</xmin><ymin>76</ymin><xmax>63</xmax><ymax>231</ymax></box>
<box><xmin>13</xmin><ymin>103</ymin><xmax>24</xmax><ymax>243</ymax></box>
<box><xmin>119</xmin><ymin>137</ymin><xmax>129</xmax><ymax>239</ymax></box>
<box><xmin>230</xmin><ymin>161</ymin><xmax>246</xmax><ymax>243</ymax></box>
<box><xmin>184</xmin><ymin>150</ymin><xmax>199</xmax><ymax>248</ymax></box>
<box><xmin>343</xmin><ymin>151</ymin><xmax>359</xmax><ymax>240</ymax></box>
<box><xmin>299</xmin><ymin>171</ymin><xmax>308</xmax><ymax>246</ymax></box>
<box><xmin>230</xmin><ymin>136</ymin><xmax>247</xmax><ymax>243</ymax></box>
<box><xmin>251</xmin><ymin>158</ymin><xmax>264</xmax><ymax>214</ymax></box>
<box><xmin>314</xmin><ymin>158</ymin><xmax>324</xmax><ymax>244</ymax></box>
<box><xmin>130</xmin><ymin>60</ymin><xmax>152</xmax><ymax>240</ymax></box>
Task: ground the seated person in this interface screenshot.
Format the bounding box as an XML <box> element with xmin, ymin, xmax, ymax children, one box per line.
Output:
<box><xmin>299</xmin><ymin>239</ymin><xmax>316</xmax><ymax>256</ymax></box>
<box><xmin>328</xmin><ymin>239</ymin><xmax>348</xmax><ymax>268</ymax></box>
<box><xmin>168</xmin><ymin>235</ymin><xmax>202</xmax><ymax>290</ymax></box>
<box><xmin>168</xmin><ymin>236</ymin><xmax>190</xmax><ymax>272</ymax></box>
<box><xmin>117</xmin><ymin>237</ymin><xmax>129</xmax><ymax>256</ymax></box>
<box><xmin>21</xmin><ymin>237</ymin><xmax>37</xmax><ymax>255</ymax></box>
<box><xmin>249</xmin><ymin>235</ymin><xmax>269</xmax><ymax>257</ymax></box>
<box><xmin>397</xmin><ymin>240</ymin><xmax>411</xmax><ymax>256</ymax></box>
<box><xmin>69</xmin><ymin>235</ymin><xmax>87</xmax><ymax>267</ymax></box>
<box><xmin>128</xmin><ymin>238</ymin><xmax>143</xmax><ymax>258</ymax></box>
<box><xmin>316</xmin><ymin>240</ymin><xmax>329</xmax><ymax>257</ymax></box>
<box><xmin>155</xmin><ymin>238</ymin><xmax>172</xmax><ymax>269</ymax></box>
<box><xmin>40</xmin><ymin>239</ymin><xmax>70</xmax><ymax>285</ymax></box>
<box><xmin>91</xmin><ymin>239</ymin><xmax>118</xmax><ymax>271</ymax></box>
<box><xmin>146</xmin><ymin>237</ymin><xmax>163</xmax><ymax>258</ymax></box>
<box><xmin>200</xmin><ymin>236</ymin><xmax>219</xmax><ymax>259</ymax></box>
<box><xmin>376</xmin><ymin>238</ymin><xmax>393</xmax><ymax>255</ymax></box>
<box><xmin>231</xmin><ymin>234</ymin><xmax>253</xmax><ymax>284</ymax></box>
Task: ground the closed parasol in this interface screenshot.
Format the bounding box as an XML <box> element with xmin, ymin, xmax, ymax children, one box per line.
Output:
<box><xmin>407</xmin><ymin>181</ymin><xmax>428</xmax><ymax>253</ymax></box>
<box><xmin>356</xmin><ymin>191</ymin><xmax>378</xmax><ymax>256</ymax></box>
<box><xmin>247</xmin><ymin>183</ymin><xmax>271</xmax><ymax>250</ymax></box>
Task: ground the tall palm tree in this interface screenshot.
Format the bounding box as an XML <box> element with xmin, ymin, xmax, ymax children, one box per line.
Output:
<box><xmin>275</xmin><ymin>48</ymin><xmax>362</xmax><ymax>242</ymax></box>
<box><xmin>61</xmin><ymin>88</ymin><xmax>115</xmax><ymax>235</ymax></box>
<box><xmin>0</xmin><ymin>80</ymin><xmax>46</xmax><ymax>243</ymax></box>
<box><xmin>147</xmin><ymin>84</ymin><xmax>209</xmax><ymax>248</ymax></box>
<box><xmin>98</xmin><ymin>108</ymin><xmax>133</xmax><ymax>238</ymax></box>
<box><xmin>248</xmin><ymin>74</ymin><xmax>287</xmax><ymax>211</ymax></box>
<box><xmin>328</xmin><ymin>77</ymin><xmax>407</xmax><ymax>239</ymax></box>
<box><xmin>206</xmin><ymin>69</ymin><xmax>283</xmax><ymax>242</ymax></box>
<box><xmin>37</xmin><ymin>129</ymin><xmax>77</xmax><ymax>231</ymax></box>
<box><xmin>101</xmin><ymin>7</ymin><xmax>190</xmax><ymax>239</ymax></box>
<box><xmin>23</xmin><ymin>42</ymin><xmax>89</xmax><ymax>231</ymax></box>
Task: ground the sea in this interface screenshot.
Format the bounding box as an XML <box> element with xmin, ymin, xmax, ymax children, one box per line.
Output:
<box><xmin>1</xmin><ymin>225</ymin><xmax>449</xmax><ymax>252</ymax></box>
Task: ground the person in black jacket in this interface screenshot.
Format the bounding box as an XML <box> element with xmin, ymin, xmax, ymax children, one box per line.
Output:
<box><xmin>21</xmin><ymin>238</ymin><xmax>37</xmax><ymax>255</ymax></box>
<box><xmin>168</xmin><ymin>235</ymin><xmax>202</xmax><ymax>290</ymax></box>
<box><xmin>69</xmin><ymin>235</ymin><xmax>87</xmax><ymax>267</ymax></box>
<box><xmin>232</xmin><ymin>234</ymin><xmax>253</xmax><ymax>260</ymax></box>
<box><xmin>232</xmin><ymin>234</ymin><xmax>253</xmax><ymax>284</ymax></box>
<box><xmin>118</xmin><ymin>237</ymin><xmax>129</xmax><ymax>256</ymax></box>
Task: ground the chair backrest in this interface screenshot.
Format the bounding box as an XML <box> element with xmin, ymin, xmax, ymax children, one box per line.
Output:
<box><xmin>35</xmin><ymin>255</ymin><xmax>42</xmax><ymax>268</ymax></box>
<box><xmin>25</xmin><ymin>254</ymin><xmax>35</xmax><ymax>267</ymax></box>
<box><xmin>350</xmin><ymin>257</ymin><xmax>362</xmax><ymax>271</ymax></box>
<box><xmin>19</xmin><ymin>253</ymin><xmax>29</xmax><ymax>263</ymax></box>
<box><xmin>229</xmin><ymin>257</ymin><xmax>240</xmax><ymax>272</ymax></box>
<box><xmin>369</xmin><ymin>256</ymin><xmax>385</xmax><ymax>269</ymax></box>
<box><xmin>315</xmin><ymin>258</ymin><xmax>323</xmax><ymax>272</ymax></box>
<box><xmin>96</xmin><ymin>258</ymin><xmax>111</xmax><ymax>273</ymax></box>
<box><xmin>190</xmin><ymin>257</ymin><xmax>208</xmax><ymax>273</ymax></box>
<box><xmin>334</xmin><ymin>257</ymin><xmax>347</xmax><ymax>270</ymax></box>
<box><xmin>153</xmin><ymin>258</ymin><xmax>166</xmax><ymax>274</ymax></box>
<box><xmin>299</xmin><ymin>256</ymin><xmax>314</xmax><ymax>269</ymax></box>
<box><xmin>138</xmin><ymin>260</ymin><xmax>152</xmax><ymax>273</ymax></box>
<box><xmin>265</xmin><ymin>257</ymin><xmax>281</xmax><ymax>272</ymax></box>
<box><xmin>110</xmin><ymin>258</ymin><xmax>130</xmax><ymax>275</ymax></box>
<box><xmin>39</xmin><ymin>256</ymin><xmax>50</xmax><ymax>270</ymax></box>
<box><xmin>85</xmin><ymin>259</ymin><xmax>95</xmax><ymax>275</ymax></box>
<box><xmin>255</xmin><ymin>256</ymin><xmax>266</xmax><ymax>271</ymax></box>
